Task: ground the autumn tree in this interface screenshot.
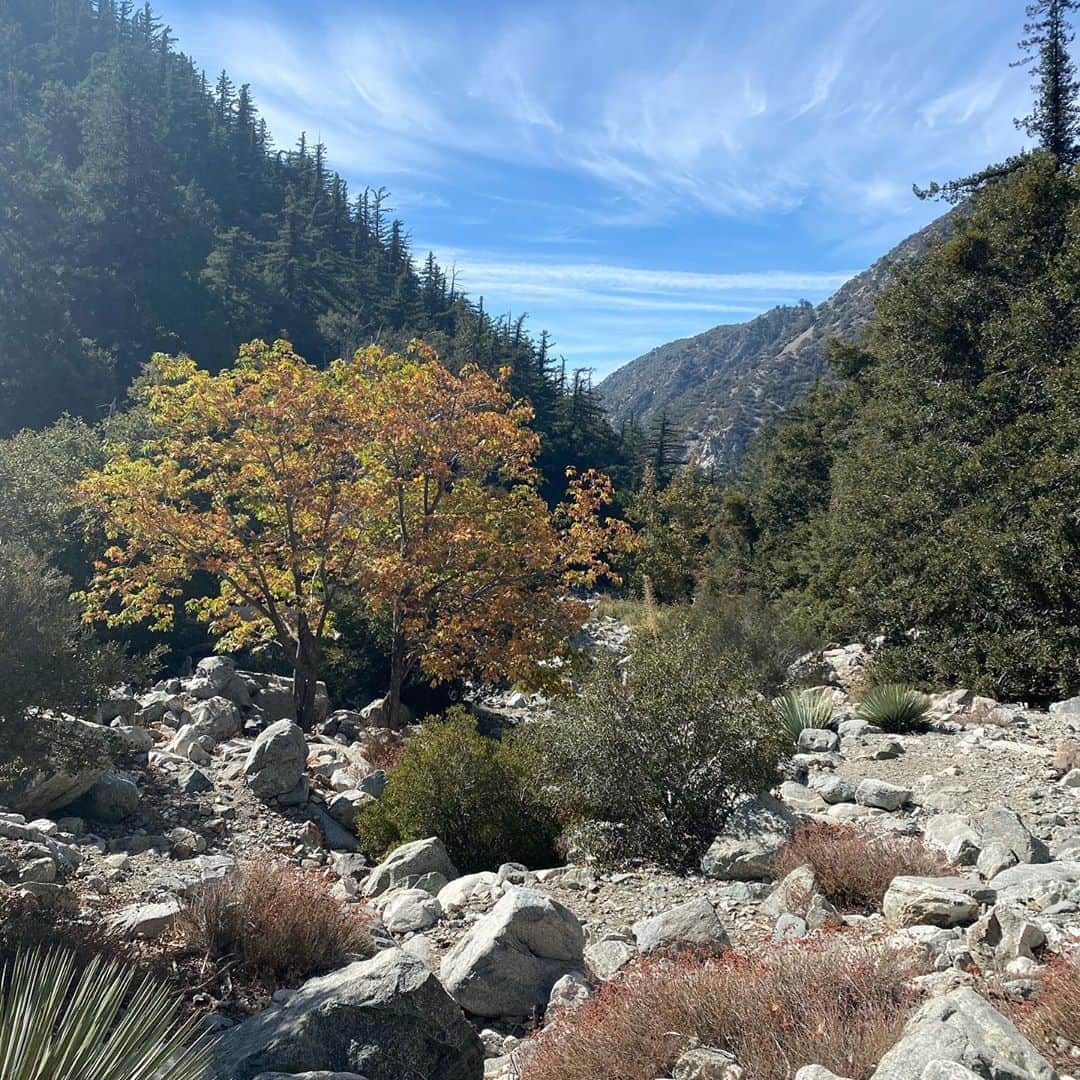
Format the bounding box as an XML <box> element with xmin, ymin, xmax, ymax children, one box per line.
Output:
<box><xmin>352</xmin><ymin>344</ymin><xmax>633</xmax><ymax>728</ymax></box>
<box><xmin>80</xmin><ymin>339</ymin><xmax>630</xmax><ymax>729</ymax></box>
<box><xmin>79</xmin><ymin>339</ymin><xmax>377</xmax><ymax>728</ymax></box>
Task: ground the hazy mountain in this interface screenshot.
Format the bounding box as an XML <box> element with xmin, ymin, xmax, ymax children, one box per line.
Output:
<box><xmin>598</xmin><ymin>213</ymin><xmax>955</xmax><ymax>471</ymax></box>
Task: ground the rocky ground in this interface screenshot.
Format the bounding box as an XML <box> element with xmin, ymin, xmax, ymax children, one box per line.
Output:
<box><xmin>1</xmin><ymin>634</ymin><xmax>1079</xmax><ymax>1080</ymax></box>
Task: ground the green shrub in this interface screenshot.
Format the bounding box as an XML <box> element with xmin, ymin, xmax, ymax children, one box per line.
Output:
<box><xmin>775</xmin><ymin>688</ymin><xmax>835</xmax><ymax>743</ymax></box>
<box><xmin>533</xmin><ymin>622</ymin><xmax>789</xmax><ymax>868</ymax></box>
<box><xmin>855</xmin><ymin>684</ymin><xmax>931</xmax><ymax>733</ymax></box>
<box><xmin>0</xmin><ymin>948</ymin><xmax>212</xmax><ymax>1080</ymax></box>
<box><xmin>356</xmin><ymin>709</ymin><xmax>560</xmax><ymax>873</ymax></box>
<box><xmin>0</xmin><ymin>544</ymin><xmax>137</xmax><ymax>780</ymax></box>
<box><xmin>687</xmin><ymin>590</ymin><xmax>823</xmax><ymax>696</ymax></box>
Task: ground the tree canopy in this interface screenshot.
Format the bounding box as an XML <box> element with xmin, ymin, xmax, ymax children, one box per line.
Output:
<box><xmin>79</xmin><ymin>341</ymin><xmax>631</xmax><ymax>727</ymax></box>
<box><xmin>0</xmin><ymin>0</ymin><xmax>627</xmax><ymax>495</ymax></box>
<box><xmin>710</xmin><ymin>155</ymin><xmax>1080</xmax><ymax>701</ymax></box>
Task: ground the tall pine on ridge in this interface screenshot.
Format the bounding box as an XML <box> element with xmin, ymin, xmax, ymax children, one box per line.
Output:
<box><xmin>917</xmin><ymin>0</ymin><xmax>1080</xmax><ymax>200</ymax></box>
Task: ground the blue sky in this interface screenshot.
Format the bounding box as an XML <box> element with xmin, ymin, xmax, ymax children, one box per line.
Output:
<box><xmin>164</xmin><ymin>0</ymin><xmax>1032</xmax><ymax>377</ymax></box>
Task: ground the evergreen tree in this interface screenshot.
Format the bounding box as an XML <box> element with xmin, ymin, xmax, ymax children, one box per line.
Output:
<box><xmin>719</xmin><ymin>155</ymin><xmax>1080</xmax><ymax>701</ymax></box>
<box><xmin>0</xmin><ymin>0</ymin><xmax>627</xmax><ymax>495</ymax></box>
<box><xmin>1015</xmin><ymin>0</ymin><xmax>1080</xmax><ymax>162</ymax></box>
<box><xmin>916</xmin><ymin>0</ymin><xmax>1079</xmax><ymax>201</ymax></box>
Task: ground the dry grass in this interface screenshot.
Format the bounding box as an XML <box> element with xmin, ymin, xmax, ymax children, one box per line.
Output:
<box><xmin>774</xmin><ymin>823</ymin><xmax>954</xmax><ymax>913</ymax></box>
<box><xmin>523</xmin><ymin>938</ymin><xmax>923</xmax><ymax>1080</ymax></box>
<box><xmin>363</xmin><ymin>735</ymin><xmax>406</xmax><ymax>772</ymax></box>
<box><xmin>177</xmin><ymin>858</ymin><xmax>373</xmax><ymax>987</ymax></box>
<box><xmin>1015</xmin><ymin>950</ymin><xmax>1080</xmax><ymax>1069</ymax></box>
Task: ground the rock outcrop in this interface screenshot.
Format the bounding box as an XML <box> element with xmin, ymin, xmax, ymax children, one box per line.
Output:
<box><xmin>212</xmin><ymin>950</ymin><xmax>484</xmax><ymax>1080</ymax></box>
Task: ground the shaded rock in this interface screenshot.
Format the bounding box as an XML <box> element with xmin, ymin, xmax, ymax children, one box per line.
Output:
<box><xmin>380</xmin><ymin>888</ymin><xmax>442</xmax><ymax>934</ymax></box>
<box><xmin>701</xmin><ymin>793</ymin><xmax>796</xmax><ymax>881</ymax></box>
<box><xmin>245</xmin><ymin>720</ymin><xmax>307</xmax><ymax>800</ymax></box>
<box><xmin>856</xmin><ymin>779</ymin><xmax>912</xmax><ymax>812</ymax></box>
<box><xmin>108</xmin><ymin>898</ymin><xmax>181</xmax><ymax>940</ymax></box>
<box><xmin>363</xmin><ymin>837</ymin><xmax>457</xmax><ymax>898</ymax></box>
<box><xmin>71</xmin><ymin>770</ymin><xmax>139</xmax><ymax>823</ymax></box>
<box><xmin>870</xmin><ymin>987</ymin><xmax>1056</xmax><ymax>1079</ymax></box>
<box><xmin>977</xmin><ymin>806</ymin><xmax>1049</xmax><ymax>865</ymax></box>
<box><xmin>109</xmin><ymin>723</ymin><xmax>155</xmax><ymax>754</ymax></box>
<box><xmin>97</xmin><ymin>692</ymin><xmax>138</xmax><ymax>723</ymax></box>
<box><xmin>212</xmin><ymin>949</ymin><xmax>483</xmax><ymax>1080</ymax></box>
<box><xmin>441</xmin><ymin>888</ymin><xmax>584</xmax><ymax>1019</ymax></box>
<box><xmin>883</xmin><ymin>876</ymin><xmax>994</xmax><ymax>928</ymax></box>
<box><xmin>178</xmin><ymin>766</ymin><xmax>213</xmax><ymax>794</ymax></box>
<box><xmin>4</xmin><ymin>718</ymin><xmax>111</xmax><ymax>817</ymax></box>
<box><xmin>632</xmin><ymin>897</ymin><xmax>729</xmax><ymax>956</ymax></box>
<box><xmin>359</xmin><ymin>771</ymin><xmax>387</xmax><ymax>800</ymax></box>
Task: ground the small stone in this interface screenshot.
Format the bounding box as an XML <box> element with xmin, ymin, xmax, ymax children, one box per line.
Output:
<box><xmin>856</xmin><ymin>778</ymin><xmax>912</xmax><ymax>812</ymax></box>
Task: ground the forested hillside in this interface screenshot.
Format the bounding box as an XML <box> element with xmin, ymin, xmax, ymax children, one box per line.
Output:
<box><xmin>702</xmin><ymin>155</ymin><xmax>1079</xmax><ymax>701</ymax></box>
<box><xmin>599</xmin><ymin>214</ymin><xmax>954</xmax><ymax>471</ymax></box>
<box><xmin>0</xmin><ymin>0</ymin><xmax>624</xmax><ymax>491</ymax></box>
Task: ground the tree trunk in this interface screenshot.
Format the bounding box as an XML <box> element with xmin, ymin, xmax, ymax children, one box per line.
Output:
<box><xmin>292</xmin><ymin>615</ymin><xmax>321</xmax><ymax>731</ymax></box>
<box><xmin>387</xmin><ymin>605</ymin><xmax>406</xmax><ymax>731</ymax></box>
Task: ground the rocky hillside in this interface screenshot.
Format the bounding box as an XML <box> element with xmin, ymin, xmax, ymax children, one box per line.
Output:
<box><xmin>598</xmin><ymin>212</ymin><xmax>957</xmax><ymax>471</ymax></box>
<box><xmin>2</xmin><ymin>637</ymin><xmax>1079</xmax><ymax>1078</ymax></box>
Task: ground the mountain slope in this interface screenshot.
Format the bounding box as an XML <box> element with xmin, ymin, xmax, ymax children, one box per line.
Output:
<box><xmin>0</xmin><ymin>0</ymin><xmax>625</xmax><ymax>496</ymax></box>
<box><xmin>599</xmin><ymin>213</ymin><xmax>955</xmax><ymax>471</ymax></box>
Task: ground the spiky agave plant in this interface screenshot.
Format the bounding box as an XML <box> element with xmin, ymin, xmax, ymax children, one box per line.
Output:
<box><xmin>774</xmin><ymin>688</ymin><xmax>836</xmax><ymax>743</ymax></box>
<box><xmin>855</xmin><ymin>684</ymin><xmax>931</xmax><ymax>733</ymax></box>
<box><xmin>0</xmin><ymin>948</ymin><xmax>213</xmax><ymax>1080</ymax></box>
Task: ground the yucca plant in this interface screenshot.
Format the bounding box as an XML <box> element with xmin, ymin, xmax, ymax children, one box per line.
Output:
<box><xmin>855</xmin><ymin>683</ymin><xmax>931</xmax><ymax>733</ymax></box>
<box><xmin>0</xmin><ymin>948</ymin><xmax>213</xmax><ymax>1080</ymax></box>
<box><xmin>774</xmin><ymin>688</ymin><xmax>835</xmax><ymax>743</ymax></box>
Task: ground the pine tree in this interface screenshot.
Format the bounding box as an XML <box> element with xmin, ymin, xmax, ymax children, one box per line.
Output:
<box><xmin>1014</xmin><ymin>0</ymin><xmax>1080</xmax><ymax>162</ymax></box>
<box><xmin>916</xmin><ymin>0</ymin><xmax>1079</xmax><ymax>201</ymax></box>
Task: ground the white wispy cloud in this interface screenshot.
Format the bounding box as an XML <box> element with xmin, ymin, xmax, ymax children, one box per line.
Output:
<box><xmin>174</xmin><ymin>0</ymin><xmax>1028</xmax><ymax>222</ymax></box>
<box><xmin>434</xmin><ymin>252</ymin><xmax>857</xmax><ymax>299</ymax></box>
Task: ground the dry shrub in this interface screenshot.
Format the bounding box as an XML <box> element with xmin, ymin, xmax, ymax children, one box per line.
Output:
<box><xmin>0</xmin><ymin>890</ymin><xmax>131</xmax><ymax>968</ymax></box>
<box><xmin>178</xmin><ymin>858</ymin><xmax>373</xmax><ymax>987</ymax></box>
<box><xmin>363</xmin><ymin>735</ymin><xmax>406</xmax><ymax>772</ymax></box>
<box><xmin>774</xmin><ymin>822</ymin><xmax>953</xmax><ymax>913</ymax></box>
<box><xmin>523</xmin><ymin>938</ymin><xmax>922</xmax><ymax>1080</ymax></box>
<box><xmin>1016</xmin><ymin>950</ymin><xmax>1080</xmax><ymax>1068</ymax></box>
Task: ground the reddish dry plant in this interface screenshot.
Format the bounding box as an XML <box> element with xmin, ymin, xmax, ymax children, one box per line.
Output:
<box><xmin>523</xmin><ymin>939</ymin><xmax>923</xmax><ymax>1080</ymax></box>
<box><xmin>363</xmin><ymin>737</ymin><xmax>406</xmax><ymax>772</ymax></box>
<box><xmin>1015</xmin><ymin>950</ymin><xmax>1080</xmax><ymax>1068</ymax></box>
<box><xmin>773</xmin><ymin>822</ymin><xmax>954</xmax><ymax>913</ymax></box>
<box><xmin>177</xmin><ymin>857</ymin><xmax>373</xmax><ymax>987</ymax></box>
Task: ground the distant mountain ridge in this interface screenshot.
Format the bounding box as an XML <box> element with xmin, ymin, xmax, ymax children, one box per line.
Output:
<box><xmin>598</xmin><ymin>213</ymin><xmax>956</xmax><ymax>471</ymax></box>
